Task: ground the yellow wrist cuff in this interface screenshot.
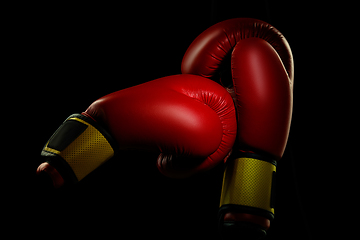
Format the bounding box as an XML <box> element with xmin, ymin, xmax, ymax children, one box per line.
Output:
<box><xmin>41</xmin><ymin>114</ymin><xmax>116</xmax><ymax>183</ymax></box>
<box><xmin>219</xmin><ymin>157</ymin><xmax>276</xmax><ymax>215</ymax></box>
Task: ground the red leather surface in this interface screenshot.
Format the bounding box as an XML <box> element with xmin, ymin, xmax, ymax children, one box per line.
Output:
<box><xmin>85</xmin><ymin>74</ymin><xmax>236</xmax><ymax>177</ymax></box>
<box><xmin>231</xmin><ymin>38</ymin><xmax>292</xmax><ymax>159</ymax></box>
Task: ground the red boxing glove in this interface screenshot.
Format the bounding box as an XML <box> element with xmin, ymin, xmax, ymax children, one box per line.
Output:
<box><xmin>182</xmin><ymin>18</ymin><xmax>293</xmax><ymax>239</ymax></box>
<box><xmin>37</xmin><ymin>74</ymin><xmax>237</xmax><ymax>188</ymax></box>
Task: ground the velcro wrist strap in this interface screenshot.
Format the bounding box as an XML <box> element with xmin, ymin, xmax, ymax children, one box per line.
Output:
<box><xmin>41</xmin><ymin>113</ymin><xmax>116</xmax><ymax>183</ymax></box>
<box><xmin>219</xmin><ymin>156</ymin><xmax>277</xmax><ymax>219</ymax></box>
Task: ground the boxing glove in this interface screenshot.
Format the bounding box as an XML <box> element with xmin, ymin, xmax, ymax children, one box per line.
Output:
<box><xmin>37</xmin><ymin>74</ymin><xmax>237</xmax><ymax>188</ymax></box>
<box><xmin>182</xmin><ymin>18</ymin><xmax>293</xmax><ymax>239</ymax></box>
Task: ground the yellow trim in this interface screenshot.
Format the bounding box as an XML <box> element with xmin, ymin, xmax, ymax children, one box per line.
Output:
<box><xmin>219</xmin><ymin>157</ymin><xmax>276</xmax><ymax>214</ymax></box>
<box><xmin>44</xmin><ymin>145</ymin><xmax>60</xmax><ymax>155</ymax></box>
<box><xmin>68</xmin><ymin>117</ymin><xmax>90</xmax><ymax>126</ymax></box>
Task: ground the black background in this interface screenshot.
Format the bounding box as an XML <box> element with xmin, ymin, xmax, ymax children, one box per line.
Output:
<box><xmin>5</xmin><ymin>0</ymin><xmax>354</xmax><ymax>239</ymax></box>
